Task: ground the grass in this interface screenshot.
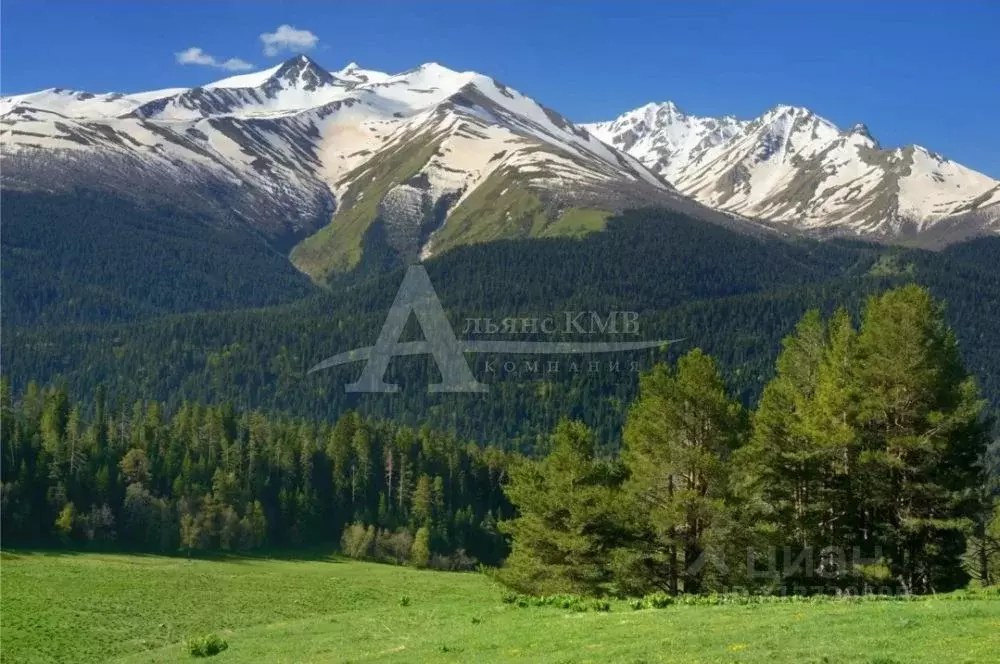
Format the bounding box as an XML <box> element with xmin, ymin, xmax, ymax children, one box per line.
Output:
<box><xmin>431</xmin><ymin>167</ymin><xmax>549</xmax><ymax>250</ymax></box>
<box><xmin>2</xmin><ymin>549</ymin><xmax>998</xmax><ymax>663</ymax></box>
<box><xmin>290</xmin><ymin>131</ymin><xmax>443</xmax><ymax>282</ymax></box>
<box><xmin>540</xmin><ymin>207</ymin><xmax>611</xmax><ymax>238</ymax></box>
<box><xmin>291</xmin><ymin>139</ymin><xmax>615</xmax><ymax>284</ymax></box>
<box><xmin>432</xmin><ymin>165</ymin><xmax>611</xmax><ymax>252</ymax></box>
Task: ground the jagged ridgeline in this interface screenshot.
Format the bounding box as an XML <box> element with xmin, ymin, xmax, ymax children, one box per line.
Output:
<box><xmin>585</xmin><ymin>102</ymin><xmax>1000</xmax><ymax>242</ymax></box>
<box><xmin>5</xmin><ymin>210</ymin><xmax>1000</xmax><ymax>450</ymax></box>
<box><xmin>4</xmin><ymin>54</ymin><xmax>998</xmax><ymax>329</ymax></box>
<box><xmin>2</xmin><ymin>55</ymin><xmax>714</xmax><ymax>296</ymax></box>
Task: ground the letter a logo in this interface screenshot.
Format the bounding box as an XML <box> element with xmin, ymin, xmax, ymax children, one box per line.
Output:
<box><xmin>345</xmin><ymin>266</ymin><xmax>487</xmax><ymax>393</ymax></box>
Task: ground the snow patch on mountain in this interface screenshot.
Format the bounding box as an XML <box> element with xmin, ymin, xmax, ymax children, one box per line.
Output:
<box><xmin>2</xmin><ymin>56</ymin><xmax>685</xmax><ymax>269</ymax></box>
<box><xmin>586</xmin><ymin>101</ymin><xmax>999</xmax><ymax>240</ymax></box>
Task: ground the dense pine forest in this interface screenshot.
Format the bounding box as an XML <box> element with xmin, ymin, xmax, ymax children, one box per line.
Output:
<box><xmin>5</xmin><ymin>209</ymin><xmax>1000</xmax><ymax>449</ymax></box>
<box><xmin>0</xmin><ymin>382</ymin><xmax>512</xmax><ymax>566</ymax></box>
<box><xmin>1</xmin><ymin>190</ymin><xmax>318</xmax><ymax>327</ymax></box>
<box><xmin>4</xmin><ymin>205</ymin><xmax>1000</xmax><ymax>594</ymax></box>
<box><xmin>4</xmin><ymin>285</ymin><xmax>998</xmax><ymax>595</ymax></box>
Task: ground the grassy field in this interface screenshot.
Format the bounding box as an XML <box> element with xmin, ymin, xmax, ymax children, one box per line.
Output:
<box><xmin>2</xmin><ymin>550</ymin><xmax>998</xmax><ymax>663</ymax></box>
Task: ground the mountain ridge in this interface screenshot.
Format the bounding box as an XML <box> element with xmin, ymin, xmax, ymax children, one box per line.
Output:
<box><xmin>3</xmin><ymin>55</ymin><xmax>996</xmax><ymax>285</ymax></box>
<box><xmin>5</xmin><ymin>56</ymin><xmax>737</xmax><ymax>283</ymax></box>
<box><xmin>583</xmin><ymin>100</ymin><xmax>1000</xmax><ymax>240</ymax></box>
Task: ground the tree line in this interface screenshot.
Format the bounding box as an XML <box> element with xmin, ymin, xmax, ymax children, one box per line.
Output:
<box><xmin>1</xmin><ymin>385</ymin><xmax>513</xmax><ymax>567</ymax></box>
<box><xmin>499</xmin><ymin>285</ymin><xmax>1000</xmax><ymax>596</ymax></box>
<box><xmin>3</xmin><ymin>285</ymin><xmax>998</xmax><ymax>595</ymax></box>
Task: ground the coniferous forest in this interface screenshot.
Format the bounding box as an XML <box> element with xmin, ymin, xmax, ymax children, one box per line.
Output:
<box><xmin>4</xmin><ymin>278</ymin><xmax>999</xmax><ymax>595</ymax></box>
<box><xmin>3</xmin><ymin>204</ymin><xmax>1000</xmax><ymax>596</ymax></box>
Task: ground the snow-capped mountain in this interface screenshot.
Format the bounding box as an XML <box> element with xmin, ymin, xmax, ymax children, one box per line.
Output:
<box><xmin>585</xmin><ymin>102</ymin><xmax>1000</xmax><ymax>240</ymax></box>
<box><xmin>6</xmin><ymin>57</ymin><xmax>992</xmax><ymax>283</ymax></box>
<box><xmin>4</xmin><ymin>56</ymin><xmax>725</xmax><ymax>282</ymax></box>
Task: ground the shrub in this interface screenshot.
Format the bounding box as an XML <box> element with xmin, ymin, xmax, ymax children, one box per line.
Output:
<box><xmin>590</xmin><ymin>599</ymin><xmax>612</xmax><ymax>612</ymax></box>
<box><xmin>186</xmin><ymin>634</ymin><xmax>228</xmax><ymax>658</ymax></box>
<box><xmin>399</xmin><ymin>595</ymin><xmax>412</xmax><ymax>607</ymax></box>
<box><xmin>375</xmin><ymin>529</ymin><xmax>414</xmax><ymax>565</ymax></box>
<box><xmin>340</xmin><ymin>522</ymin><xmax>375</xmax><ymax>559</ymax></box>
<box><xmin>645</xmin><ymin>592</ymin><xmax>674</xmax><ymax>609</ymax></box>
<box><xmin>429</xmin><ymin>548</ymin><xmax>479</xmax><ymax>571</ymax></box>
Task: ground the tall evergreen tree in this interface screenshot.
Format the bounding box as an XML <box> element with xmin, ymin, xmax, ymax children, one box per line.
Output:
<box><xmin>853</xmin><ymin>285</ymin><xmax>988</xmax><ymax>592</ymax></box>
<box><xmin>499</xmin><ymin>420</ymin><xmax>623</xmax><ymax>595</ymax></box>
<box><xmin>621</xmin><ymin>349</ymin><xmax>745</xmax><ymax>594</ymax></box>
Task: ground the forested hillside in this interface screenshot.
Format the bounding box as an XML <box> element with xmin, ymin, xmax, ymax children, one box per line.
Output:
<box><xmin>4</xmin><ymin>210</ymin><xmax>1000</xmax><ymax>449</ymax></box>
<box><xmin>5</xmin><ymin>286</ymin><xmax>997</xmax><ymax>593</ymax></box>
<box><xmin>1</xmin><ymin>191</ymin><xmax>318</xmax><ymax>326</ymax></box>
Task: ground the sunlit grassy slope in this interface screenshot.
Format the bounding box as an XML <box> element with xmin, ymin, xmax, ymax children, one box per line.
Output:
<box><xmin>2</xmin><ymin>550</ymin><xmax>998</xmax><ymax>663</ymax></box>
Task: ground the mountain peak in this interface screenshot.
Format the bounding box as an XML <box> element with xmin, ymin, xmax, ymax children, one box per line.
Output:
<box><xmin>592</xmin><ymin>97</ymin><xmax>999</xmax><ymax>238</ymax></box>
<box><xmin>631</xmin><ymin>101</ymin><xmax>683</xmax><ymax>118</ymax></box>
<box><xmin>270</xmin><ymin>54</ymin><xmax>334</xmax><ymax>90</ymax></box>
<box><xmin>766</xmin><ymin>104</ymin><xmax>813</xmax><ymax>118</ymax></box>
<box><xmin>845</xmin><ymin>122</ymin><xmax>878</xmax><ymax>147</ymax></box>
<box><xmin>654</xmin><ymin>100</ymin><xmax>683</xmax><ymax>116</ymax></box>
<box><xmin>411</xmin><ymin>62</ymin><xmax>464</xmax><ymax>78</ymax></box>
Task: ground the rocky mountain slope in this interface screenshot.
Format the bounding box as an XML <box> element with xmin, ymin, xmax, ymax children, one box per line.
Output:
<box><xmin>2</xmin><ymin>56</ymin><xmax>727</xmax><ymax>283</ymax></box>
<box><xmin>5</xmin><ymin>56</ymin><xmax>995</xmax><ymax>287</ymax></box>
<box><xmin>584</xmin><ymin>102</ymin><xmax>1000</xmax><ymax>242</ymax></box>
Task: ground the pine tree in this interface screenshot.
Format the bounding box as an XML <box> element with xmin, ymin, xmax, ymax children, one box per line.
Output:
<box><xmin>739</xmin><ymin>311</ymin><xmax>830</xmax><ymax>556</ymax></box>
<box><xmin>621</xmin><ymin>349</ymin><xmax>745</xmax><ymax>594</ymax></box>
<box><xmin>853</xmin><ymin>285</ymin><xmax>989</xmax><ymax>592</ymax></box>
<box><xmin>498</xmin><ymin>420</ymin><xmax>622</xmax><ymax>595</ymax></box>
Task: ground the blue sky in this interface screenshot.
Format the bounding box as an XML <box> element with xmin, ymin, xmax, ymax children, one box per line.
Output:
<box><xmin>3</xmin><ymin>1</ymin><xmax>998</xmax><ymax>177</ymax></box>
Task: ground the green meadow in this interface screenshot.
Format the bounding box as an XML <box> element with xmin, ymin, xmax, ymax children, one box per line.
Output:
<box><xmin>2</xmin><ymin>550</ymin><xmax>998</xmax><ymax>663</ymax></box>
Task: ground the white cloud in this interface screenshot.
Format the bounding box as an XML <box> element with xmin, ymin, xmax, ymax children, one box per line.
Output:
<box><xmin>260</xmin><ymin>25</ymin><xmax>319</xmax><ymax>57</ymax></box>
<box><xmin>175</xmin><ymin>47</ymin><xmax>254</xmax><ymax>72</ymax></box>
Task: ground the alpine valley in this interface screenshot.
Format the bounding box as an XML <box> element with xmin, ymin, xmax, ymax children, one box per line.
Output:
<box><xmin>3</xmin><ymin>56</ymin><xmax>1000</xmax><ymax>445</ymax></box>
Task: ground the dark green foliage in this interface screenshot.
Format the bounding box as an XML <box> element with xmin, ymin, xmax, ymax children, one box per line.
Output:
<box><xmin>497</xmin><ymin>421</ymin><xmax>627</xmax><ymax>595</ymax></box>
<box><xmin>1</xmin><ymin>190</ymin><xmax>316</xmax><ymax>326</ymax></box>
<box><xmin>621</xmin><ymin>349</ymin><xmax>747</xmax><ymax>594</ymax></box>
<box><xmin>4</xmin><ymin>202</ymin><xmax>999</xmax><ymax>598</ymax></box>
<box><xmin>738</xmin><ymin>287</ymin><xmax>990</xmax><ymax>593</ymax></box>
<box><xmin>499</xmin><ymin>286</ymin><xmax>991</xmax><ymax>596</ymax></box>
<box><xmin>0</xmin><ymin>380</ymin><xmax>511</xmax><ymax>564</ymax></box>
<box><xmin>4</xmin><ymin>210</ymin><xmax>999</xmax><ymax>452</ymax></box>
